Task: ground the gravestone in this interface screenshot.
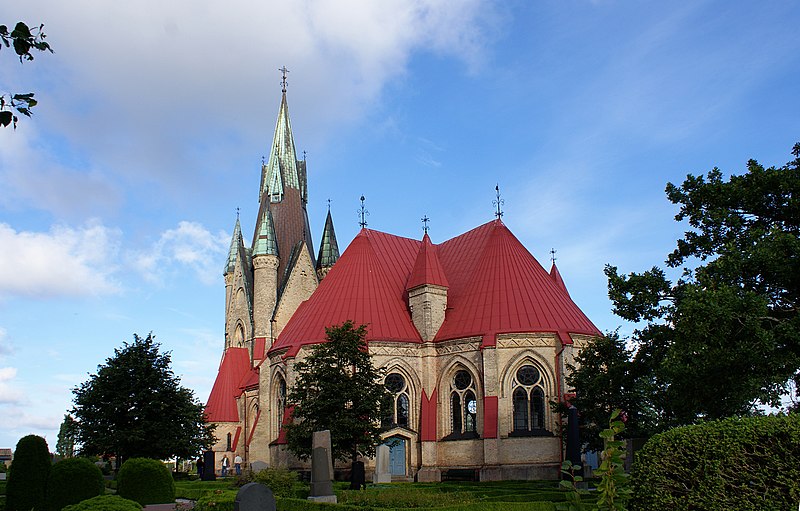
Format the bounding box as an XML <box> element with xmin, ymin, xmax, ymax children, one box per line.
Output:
<box><xmin>235</xmin><ymin>482</ymin><xmax>276</xmax><ymax>511</ymax></box>
<box><xmin>350</xmin><ymin>460</ymin><xmax>366</xmax><ymax>489</ymax></box>
<box><xmin>202</xmin><ymin>450</ymin><xmax>216</xmax><ymax>481</ymax></box>
<box><xmin>373</xmin><ymin>444</ymin><xmax>391</xmax><ymax>483</ymax></box>
<box><xmin>251</xmin><ymin>460</ymin><xmax>268</xmax><ymax>473</ymax></box>
<box><xmin>308</xmin><ymin>430</ymin><xmax>337</xmax><ymax>503</ymax></box>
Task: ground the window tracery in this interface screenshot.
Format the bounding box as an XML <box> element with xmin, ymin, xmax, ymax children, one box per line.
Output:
<box><xmin>446</xmin><ymin>369</ymin><xmax>478</xmax><ymax>439</ymax></box>
<box><xmin>384</xmin><ymin>372</ymin><xmax>410</xmax><ymax>428</ymax></box>
<box><xmin>510</xmin><ymin>364</ymin><xmax>548</xmax><ymax>435</ymax></box>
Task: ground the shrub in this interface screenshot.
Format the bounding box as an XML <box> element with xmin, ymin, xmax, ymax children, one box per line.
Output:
<box><xmin>62</xmin><ymin>495</ymin><xmax>142</xmax><ymax>511</ymax></box>
<box><xmin>631</xmin><ymin>414</ymin><xmax>800</xmax><ymax>510</ymax></box>
<box><xmin>194</xmin><ymin>490</ymin><xmax>237</xmax><ymax>511</ymax></box>
<box><xmin>116</xmin><ymin>458</ymin><xmax>175</xmax><ymax>505</ymax></box>
<box><xmin>253</xmin><ymin>468</ymin><xmax>301</xmax><ymax>498</ymax></box>
<box><xmin>46</xmin><ymin>457</ymin><xmax>105</xmax><ymax>511</ymax></box>
<box><xmin>6</xmin><ymin>434</ymin><xmax>51</xmax><ymax>511</ymax></box>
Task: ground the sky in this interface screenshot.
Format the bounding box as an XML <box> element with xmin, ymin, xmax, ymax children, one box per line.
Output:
<box><xmin>1</xmin><ymin>0</ymin><xmax>799</xmax><ymax>450</ymax></box>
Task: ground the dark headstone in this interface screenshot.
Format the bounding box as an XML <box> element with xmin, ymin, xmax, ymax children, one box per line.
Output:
<box><xmin>565</xmin><ymin>406</ymin><xmax>583</xmax><ymax>478</ymax></box>
<box><xmin>202</xmin><ymin>450</ymin><xmax>217</xmax><ymax>481</ymax></box>
<box><xmin>310</xmin><ymin>446</ymin><xmax>333</xmax><ymax>497</ymax></box>
<box><xmin>235</xmin><ymin>483</ymin><xmax>276</xmax><ymax>511</ymax></box>
<box><xmin>350</xmin><ymin>460</ymin><xmax>366</xmax><ymax>490</ymax></box>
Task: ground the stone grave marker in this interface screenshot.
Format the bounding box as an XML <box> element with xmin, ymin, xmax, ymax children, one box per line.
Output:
<box><xmin>373</xmin><ymin>444</ymin><xmax>391</xmax><ymax>483</ymax></box>
<box><xmin>308</xmin><ymin>445</ymin><xmax>336</xmax><ymax>503</ymax></box>
<box><xmin>234</xmin><ymin>482</ymin><xmax>275</xmax><ymax>511</ymax></box>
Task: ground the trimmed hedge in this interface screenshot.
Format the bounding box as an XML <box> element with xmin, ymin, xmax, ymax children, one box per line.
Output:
<box><xmin>253</xmin><ymin>468</ymin><xmax>301</xmax><ymax>498</ymax></box>
<box><xmin>62</xmin><ymin>495</ymin><xmax>142</xmax><ymax>511</ymax></box>
<box><xmin>6</xmin><ymin>435</ymin><xmax>51</xmax><ymax>511</ymax></box>
<box><xmin>46</xmin><ymin>457</ymin><xmax>105</xmax><ymax>511</ymax></box>
<box><xmin>195</xmin><ymin>490</ymin><xmax>237</xmax><ymax>511</ymax></box>
<box><xmin>631</xmin><ymin>414</ymin><xmax>800</xmax><ymax>510</ymax></box>
<box><xmin>116</xmin><ymin>458</ymin><xmax>175</xmax><ymax>505</ymax></box>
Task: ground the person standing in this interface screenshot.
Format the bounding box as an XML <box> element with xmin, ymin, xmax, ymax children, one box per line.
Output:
<box><xmin>221</xmin><ymin>455</ymin><xmax>229</xmax><ymax>477</ymax></box>
<box><xmin>234</xmin><ymin>454</ymin><xmax>243</xmax><ymax>476</ymax></box>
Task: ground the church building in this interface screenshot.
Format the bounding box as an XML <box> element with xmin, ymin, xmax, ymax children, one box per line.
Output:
<box><xmin>205</xmin><ymin>80</ymin><xmax>600</xmax><ymax>481</ymax></box>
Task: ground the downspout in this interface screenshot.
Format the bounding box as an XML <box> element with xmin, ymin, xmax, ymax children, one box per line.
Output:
<box><xmin>555</xmin><ymin>342</ymin><xmax>565</xmax><ymax>463</ymax></box>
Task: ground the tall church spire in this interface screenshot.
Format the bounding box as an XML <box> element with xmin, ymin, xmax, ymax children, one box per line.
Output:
<box><xmin>260</xmin><ymin>69</ymin><xmax>301</xmax><ymax>202</ymax></box>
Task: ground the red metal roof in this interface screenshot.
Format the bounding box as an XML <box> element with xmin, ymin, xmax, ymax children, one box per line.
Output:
<box><xmin>270</xmin><ymin>220</ymin><xmax>599</xmax><ymax>356</ymax></box>
<box><xmin>407</xmin><ymin>233</ymin><xmax>449</xmax><ymax>290</ymax></box>
<box><xmin>549</xmin><ymin>262</ymin><xmax>569</xmax><ymax>295</ymax></box>
<box><xmin>270</xmin><ymin>229</ymin><xmax>423</xmax><ymax>356</ymax></box>
<box><xmin>205</xmin><ymin>347</ymin><xmax>251</xmax><ymax>422</ymax></box>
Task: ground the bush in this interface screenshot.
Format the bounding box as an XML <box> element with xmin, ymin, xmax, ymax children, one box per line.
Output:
<box><xmin>6</xmin><ymin>435</ymin><xmax>51</xmax><ymax>511</ymax></box>
<box><xmin>631</xmin><ymin>414</ymin><xmax>800</xmax><ymax>510</ymax></box>
<box><xmin>62</xmin><ymin>495</ymin><xmax>142</xmax><ymax>511</ymax></box>
<box><xmin>116</xmin><ymin>458</ymin><xmax>175</xmax><ymax>505</ymax></box>
<box><xmin>253</xmin><ymin>468</ymin><xmax>301</xmax><ymax>498</ymax></box>
<box><xmin>47</xmin><ymin>457</ymin><xmax>105</xmax><ymax>511</ymax></box>
<box><xmin>195</xmin><ymin>490</ymin><xmax>237</xmax><ymax>511</ymax></box>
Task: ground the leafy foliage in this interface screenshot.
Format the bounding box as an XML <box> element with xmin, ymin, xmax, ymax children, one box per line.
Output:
<box><xmin>56</xmin><ymin>413</ymin><xmax>79</xmax><ymax>458</ymax></box>
<box><xmin>563</xmin><ymin>333</ymin><xmax>659</xmax><ymax>451</ymax></box>
<box><xmin>595</xmin><ymin>410</ymin><xmax>630</xmax><ymax>511</ymax></box>
<box><xmin>0</xmin><ymin>22</ymin><xmax>52</xmax><ymax>128</ymax></box>
<box><xmin>116</xmin><ymin>458</ymin><xmax>175</xmax><ymax>505</ymax></box>
<box><xmin>195</xmin><ymin>490</ymin><xmax>236</xmax><ymax>511</ymax></box>
<box><xmin>286</xmin><ymin>321</ymin><xmax>393</xmax><ymax>464</ymax></box>
<box><xmin>630</xmin><ymin>414</ymin><xmax>800</xmax><ymax>511</ymax></box>
<box><xmin>6</xmin><ymin>435</ymin><xmax>50</xmax><ymax>511</ymax></box>
<box><xmin>62</xmin><ymin>495</ymin><xmax>142</xmax><ymax>511</ymax></box>
<box><xmin>252</xmin><ymin>468</ymin><xmax>301</xmax><ymax>498</ymax></box>
<box><xmin>46</xmin><ymin>457</ymin><xmax>104</xmax><ymax>511</ymax></box>
<box><xmin>604</xmin><ymin>143</ymin><xmax>800</xmax><ymax>427</ymax></box>
<box><xmin>72</xmin><ymin>333</ymin><xmax>216</xmax><ymax>465</ymax></box>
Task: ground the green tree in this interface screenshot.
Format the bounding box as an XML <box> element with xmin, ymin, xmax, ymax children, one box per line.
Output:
<box><xmin>604</xmin><ymin>142</ymin><xmax>800</xmax><ymax>426</ymax></box>
<box><xmin>1</xmin><ymin>21</ymin><xmax>52</xmax><ymax>128</ymax></box>
<box><xmin>55</xmin><ymin>413</ymin><xmax>79</xmax><ymax>458</ymax></box>
<box><xmin>6</xmin><ymin>434</ymin><xmax>51</xmax><ymax>511</ymax></box>
<box><xmin>563</xmin><ymin>333</ymin><xmax>660</xmax><ymax>450</ymax></box>
<box><xmin>286</xmin><ymin>321</ymin><xmax>392</xmax><ymax>467</ymax></box>
<box><xmin>72</xmin><ymin>333</ymin><xmax>216</xmax><ymax>467</ymax></box>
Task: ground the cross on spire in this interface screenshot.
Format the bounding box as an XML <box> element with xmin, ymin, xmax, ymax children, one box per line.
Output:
<box><xmin>279</xmin><ymin>66</ymin><xmax>290</xmax><ymax>93</ymax></box>
<box><xmin>358</xmin><ymin>195</ymin><xmax>369</xmax><ymax>228</ymax></box>
<box><xmin>493</xmin><ymin>184</ymin><xmax>505</xmax><ymax>219</ymax></box>
<box><xmin>550</xmin><ymin>248</ymin><xmax>557</xmax><ymax>265</ymax></box>
<box><xmin>421</xmin><ymin>215</ymin><xmax>430</xmax><ymax>234</ymax></box>
<box><xmin>327</xmin><ymin>198</ymin><xmax>331</xmax><ymax>212</ymax></box>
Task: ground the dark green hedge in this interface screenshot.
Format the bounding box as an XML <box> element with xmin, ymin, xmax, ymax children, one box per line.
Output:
<box><xmin>46</xmin><ymin>458</ymin><xmax>105</xmax><ymax>511</ymax></box>
<box><xmin>116</xmin><ymin>458</ymin><xmax>175</xmax><ymax>505</ymax></box>
<box><xmin>62</xmin><ymin>495</ymin><xmax>142</xmax><ymax>511</ymax></box>
<box><xmin>6</xmin><ymin>435</ymin><xmax>51</xmax><ymax>511</ymax></box>
<box><xmin>631</xmin><ymin>414</ymin><xmax>800</xmax><ymax>510</ymax></box>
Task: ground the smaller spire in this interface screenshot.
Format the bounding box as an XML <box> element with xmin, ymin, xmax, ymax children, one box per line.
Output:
<box><xmin>224</xmin><ymin>215</ymin><xmax>243</xmax><ymax>275</ymax></box>
<box><xmin>316</xmin><ymin>207</ymin><xmax>340</xmax><ymax>273</ymax></box>
<box><xmin>493</xmin><ymin>184</ymin><xmax>504</xmax><ymax>219</ymax></box>
<box><xmin>252</xmin><ymin>205</ymin><xmax>279</xmax><ymax>257</ymax></box>
<box><xmin>407</xmin><ymin>233</ymin><xmax>449</xmax><ymax>290</ymax></box>
<box><xmin>358</xmin><ymin>195</ymin><xmax>369</xmax><ymax>228</ymax></box>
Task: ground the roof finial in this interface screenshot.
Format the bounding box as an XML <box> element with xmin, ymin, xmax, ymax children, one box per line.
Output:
<box><xmin>279</xmin><ymin>66</ymin><xmax>290</xmax><ymax>93</ymax></box>
<box><xmin>493</xmin><ymin>184</ymin><xmax>504</xmax><ymax>219</ymax></box>
<box><xmin>236</xmin><ymin>207</ymin><xmax>240</xmax><ymax>221</ymax></box>
<box><xmin>421</xmin><ymin>215</ymin><xmax>430</xmax><ymax>234</ymax></box>
<box><xmin>261</xmin><ymin>155</ymin><xmax>265</xmax><ymax>166</ymax></box>
<box><xmin>550</xmin><ymin>248</ymin><xmax>557</xmax><ymax>265</ymax></box>
<box><xmin>303</xmin><ymin>150</ymin><xmax>307</xmax><ymax>162</ymax></box>
<box><xmin>358</xmin><ymin>195</ymin><xmax>369</xmax><ymax>228</ymax></box>
<box><xmin>327</xmin><ymin>198</ymin><xmax>331</xmax><ymax>212</ymax></box>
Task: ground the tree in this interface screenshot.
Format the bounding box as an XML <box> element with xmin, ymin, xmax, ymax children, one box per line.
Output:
<box><xmin>55</xmin><ymin>413</ymin><xmax>79</xmax><ymax>458</ymax></box>
<box><xmin>603</xmin><ymin>142</ymin><xmax>800</xmax><ymax>427</ymax></box>
<box><xmin>285</xmin><ymin>321</ymin><xmax>392</xmax><ymax>468</ymax></box>
<box><xmin>563</xmin><ymin>333</ymin><xmax>661</xmax><ymax>450</ymax></box>
<box><xmin>1</xmin><ymin>21</ymin><xmax>52</xmax><ymax>128</ymax></box>
<box><xmin>72</xmin><ymin>333</ymin><xmax>216</xmax><ymax>467</ymax></box>
<box><xmin>6</xmin><ymin>435</ymin><xmax>50</xmax><ymax>511</ymax></box>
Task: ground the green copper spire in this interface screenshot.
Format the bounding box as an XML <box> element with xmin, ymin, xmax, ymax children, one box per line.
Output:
<box><xmin>224</xmin><ymin>216</ymin><xmax>243</xmax><ymax>275</ymax></box>
<box><xmin>253</xmin><ymin>204</ymin><xmax>279</xmax><ymax>257</ymax></box>
<box><xmin>316</xmin><ymin>206</ymin><xmax>340</xmax><ymax>270</ymax></box>
<box><xmin>260</xmin><ymin>81</ymin><xmax>301</xmax><ymax>202</ymax></box>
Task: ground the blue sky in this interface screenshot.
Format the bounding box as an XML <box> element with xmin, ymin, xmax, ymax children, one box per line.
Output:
<box><xmin>1</xmin><ymin>0</ymin><xmax>798</xmax><ymax>450</ymax></box>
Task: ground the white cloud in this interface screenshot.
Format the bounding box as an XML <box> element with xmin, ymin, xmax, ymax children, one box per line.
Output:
<box><xmin>133</xmin><ymin>221</ymin><xmax>229</xmax><ymax>285</ymax></box>
<box><xmin>0</xmin><ymin>367</ymin><xmax>24</xmax><ymax>405</ymax></box>
<box><xmin>0</xmin><ymin>221</ymin><xmax>121</xmax><ymax>299</ymax></box>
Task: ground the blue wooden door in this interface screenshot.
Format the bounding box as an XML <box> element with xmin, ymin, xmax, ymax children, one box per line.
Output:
<box><xmin>388</xmin><ymin>437</ymin><xmax>406</xmax><ymax>476</ymax></box>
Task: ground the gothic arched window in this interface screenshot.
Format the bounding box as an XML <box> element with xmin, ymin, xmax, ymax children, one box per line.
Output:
<box><xmin>447</xmin><ymin>369</ymin><xmax>479</xmax><ymax>439</ymax></box>
<box><xmin>276</xmin><ymin>375</ymin><xmax>287</xmax><ymax>432</ymax></box>
<box><xmin>384</xmin><ymin>372</ymin><xmax>410</xmax><ymax>428</ymax></box>
<box><xmin>511</xmin><ymin>364</ymin><xmax>548</xmax><ymax>435</ymax></box>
